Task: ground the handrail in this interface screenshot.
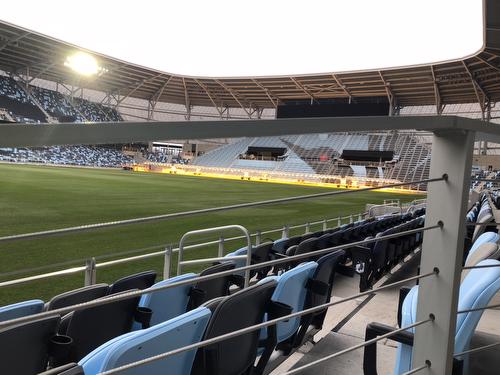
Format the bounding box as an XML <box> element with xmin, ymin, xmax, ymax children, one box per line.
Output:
<box><xmin>0</xmin><ymin>176</ymin><xmax>441</xmax><ymax>244</ymax></box>
<box><xmin>0</xmin><ymin>222</ymin><xmax>441</xmax><ymax>329</ymax></box>
<box><xmin>176</xmin><ymin>225</ymin><xmax>252</xmax><ymax>287</ymax></box>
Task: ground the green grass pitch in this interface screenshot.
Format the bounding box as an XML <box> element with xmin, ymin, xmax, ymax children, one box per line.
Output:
<box><xmin>0</xmin><ymin>163</ymin><xmax>422</xmax><ymax>305</ymax></box>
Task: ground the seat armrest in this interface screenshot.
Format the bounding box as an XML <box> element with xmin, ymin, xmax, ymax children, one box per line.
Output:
<box><xmin>363</xmin><ymin>322</ymin><xmax>414</xmax><ymax>375</ymax></box>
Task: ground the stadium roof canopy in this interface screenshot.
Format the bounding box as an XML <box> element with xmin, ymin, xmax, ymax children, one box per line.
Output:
<box><xmin>0</xmin><ymin>0</ymin><xmax>498</xmax><ymax>111</ymax></box>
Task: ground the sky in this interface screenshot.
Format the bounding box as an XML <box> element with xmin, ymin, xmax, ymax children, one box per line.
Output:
<box><xmin>0</xmin><ymin>0</ymin><xmax>484</xmax><ymax>77</ymax></box>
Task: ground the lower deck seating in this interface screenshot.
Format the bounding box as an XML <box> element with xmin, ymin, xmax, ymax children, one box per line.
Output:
<box><xmin>13</xmin><ymin>206</ymin><xmax>495</xmax><ymax>375</ymax></box>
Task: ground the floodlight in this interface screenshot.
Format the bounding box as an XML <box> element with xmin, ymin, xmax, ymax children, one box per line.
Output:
<box><xmin>64</xmin><ymin>52</ymin><xmax>100</xmax><ymax>76</ymax></box>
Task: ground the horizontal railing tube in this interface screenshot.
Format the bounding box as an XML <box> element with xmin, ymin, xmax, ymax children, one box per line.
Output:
<box><xmin>0</xmin><ymin>176</ymin><xmax>443</xmax><ymax>244</ymax></box>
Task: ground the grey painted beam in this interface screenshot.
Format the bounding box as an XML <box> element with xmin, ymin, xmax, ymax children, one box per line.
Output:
<box><xmin>0</xmin><ymin>116</ymin><xmax>497</xmax><ymax>148</ymax></box>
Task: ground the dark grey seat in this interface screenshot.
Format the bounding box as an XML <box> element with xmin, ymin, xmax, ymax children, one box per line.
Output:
<box><xmin>45</xmin><ymin>284</ymin><xmax>109</xmax><ymax>311</ymax></box>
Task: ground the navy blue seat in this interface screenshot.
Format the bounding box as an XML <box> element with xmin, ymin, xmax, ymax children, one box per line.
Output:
<box><xmin>293</xmin><ymin>250</ymin><xmax>346</xmax><ymax>348</ymax></box>
<box><xmin>60</xmin><ymin>293</ymin><xmax>143</xmax><ymax>361</ymax></box>
<box><xmin>108</xmin><ymin>271</ymin><xmax>157</xmax><ymax>295</ymax></box>
<box><xmin>187</xmin><ymin>263</ymin><xmax>235</xmax><ymax>310</ymax></box>
<box><xmin>0</xmin><ymin>316</ymin><xmax>61</xmax><ymax>375</ymax></box>
<box><xmin>45</xmin><ymin>284</ymin><xmax>109</xmax><ymax>311</ymax></box>
<box><xmin>191</xmin><ymin>278</ymin><xmax>278</xmax><ymax>375</ymax></box>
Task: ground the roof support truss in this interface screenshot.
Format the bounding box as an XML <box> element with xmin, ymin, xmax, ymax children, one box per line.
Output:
<box><xmin>0</xmin><ymin>31</ymin><xmax>30</xmax><ymax>53</ymax></box>
<box><xmin>215</xmin><ymin>80</ymin><xmax>252</xmax><ymax>118</ymax></box>
<box><xmin>182</xmin><ymin>78</ymin><xmax>191</xmax><ymax>120</ymax></box>
<box><xmin>251</xmin><ymin>80</ymin><xmax>278</xmax><ymax>108</ymax></box>
<box><xmin>332</xmin><ymin>74</ymin><xmax>352</xmax><ymax>103</ymax></box>
<box><xmin>378</xmin><ymin>71</ymin><xmax>396</xmax><ymax>115</ymax></box>
<box><xmin>430</xmin><ymin>66</ymin><xmax>445</xmax><ymax>115</ymax></box>
<box><xmin>194</xmin><ymin>79</ymin><xmax>224</xmax><ymax>118</ymax></box>
<box><xmin>462</xmin><ymin>60</ymin><xmax>489</xmax><ymax>115</ymax></box>
<box><xmin>289</xmin><ymin>77</ymin><xmax>317</xmax><ymax>103</ymax></box>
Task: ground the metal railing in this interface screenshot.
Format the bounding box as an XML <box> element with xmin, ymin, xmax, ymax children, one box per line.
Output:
<box><xmin>176</xmin><ymin>225</ymin><xmax>252</xmax><ymax>287</ymax></box>
<box><xmin>0</xmin><ymin>222</ymin><xmax>442</xmax><ymax>329</ymax></box>
<box><xmin>0</xmin><ymin>212</ymin><xmax>363</xmax><ymax>289</ymax></box>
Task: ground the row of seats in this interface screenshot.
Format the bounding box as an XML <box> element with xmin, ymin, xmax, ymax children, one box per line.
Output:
<box><xmin>0</xmin><ymin>249</ymin><xmax>345</xmax><ymax>375</ymax></box>
<box><xmin>365</xmin><ymin>193</ymin><xmax>500</xmax><ymax>375</ymax></box>
<box><xmin>0</xmin><ymin>209</ymin><xmax>426</xmax><ymax>375</ymax></box>
<box><xmin>224</xmin><ymin>209</ymin><xmax>426</xmax><ymax>292</ymax></box>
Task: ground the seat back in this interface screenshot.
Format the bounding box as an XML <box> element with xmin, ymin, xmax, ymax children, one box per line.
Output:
<box><xmin>395</xmin><ymin>259</ymin><xmax>500</xmax><ymax>374</ymax></box>
<box><xmin>187</xmin><ymin>263</ymin><xmax>235</xmax><ymax>310</ymax></box>
<box><xmin>263</xmin><ymin>261</ymin><xmax>318</xmax><ymax>343</ymax></box>
<box><xmin>307</xmin><ymin>251</ymin><xmax>345</xmax><ymax>309</ymax></box>
<box><xmin>0</xmin><ymin>316</ymin><xmax>60</xmax><ymax>375</ymax></box>
<box><xmin>79</xmin><ymin>307</ymin><xmax>211</xmax><ymax>375</ymax></box>
<box><xmin>466</xmin><ymin>231</ymin><xmax>500</xmax><ymax>263</ymax></box>
<box><xmin>63</xmin><ymin>294</ymin><xmax>141</xmax><ymax>361</ymax></box>
<box><xmin>108</xmin><ymin>271</ymin><xmax>157</xmax><ymax>295</ymax></box>
<box><xmin>0</xmin><ymin>299</ymin><xmax>44</xmax><ymax>322</ymax></box>
<box><xmin>455</xmin><ymin>259</ymin><xmax>500</xmax><ymax>353</ymax></box>
<box><xmin>46</xmin><ymin>284</ymin><xmax>109</xmax><ymax>311</ymax></box>
<box><xmin>137</xmin><ymin>273</ymin><xmax>197</xmax><ymax>327</ymax></box>
<box><xmin>191</xmin><ymin>279</ymin><xmax>277</xmax><ymax>375</ymax></box>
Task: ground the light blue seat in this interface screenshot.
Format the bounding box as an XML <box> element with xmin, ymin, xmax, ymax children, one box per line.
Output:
<box><xmin>0</xmin><ymin>299</ymin><xmax>44</xmax><ymax>322</ymax></box>
<box><xmin>394</xmin><ymin>259</ymin><xmax>500</xmax><ymax>375</ymax></box>
<box><xmin>467</xmin><ymin>232</ymin><xmax>500</xmax><ymax>262</ymax></box>
<box><xmin>79</xmin><ymin>306</ymin><xmax>211</xmax><ymax>375</ymax></box>
<box><xmin>224</xmin><ymin>247</ymin><xmax>247</xmax><ymax>276</ymax></box>
<box><xmin>134</xmin><ymin>273</ymin><xmax>197</xmax><ymax>328</ymax></box>
<box><xmin>259</xmin><ymin>261</ymin><xmax>318</xmax><ymax>344</ymax></box>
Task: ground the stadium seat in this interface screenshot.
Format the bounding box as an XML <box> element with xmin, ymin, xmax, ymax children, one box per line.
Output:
<box><xmin>186</xmin><ymin>263</ymin><xmax>235</xmax><ymax>310</ymax></box>
<box><xmin>79</xmin><ymin>306</ymin><xmax>211</xmax><ymax>375</ymax></box>
<box><xmin>0</xmin><ymin>316</ymin><xmax>61</xmax><ymax>375</ymax></box>
<box><xmin>108</xmin><ymin>271</ymin><xmax>157</xmax><ymax>295</ymax></box>
<box><xmin>292</xmin><ymin>250</ymin><xmax>346</xmax><ymax>348</ymax></box>
<box><xmin>135</xmin><ymin>273</ymin><xmax>197</xmax><ymax>328</ymax></box>
<box><xmin>462</xmin><ymin>243</ymin><xmax>500</xmax><ymax>281</ymax></box>
<box><xmin>0</xmin><ymin>299</ymin><xmax>44</xmax><ymax>322</ymax></box>
<box><xmin>60</xmin><ymin>293</ymin><xmax>144</xmax><ymax>361</ymax></box>
<box><xmin>191</xmin><ymin>278</ymin><xmax>278</xmax><ymax>375</ymax></box>
<box><xmin>257</xmin><ymin>261</ymin><xmax>318</xmax><ymax>368</ymax></box>
<box><xmin>45</xmin><ymin>284</ymin><xmax>109</xmax><ymax>311</ymax></box>
<box><xmin>225</xmin><ymin>242</ymin><xmax>274</xmax><ymax>280</ymax></box>
<box><xmin>363</xmin><ymin>259</ymin><xmax>500</xmax><ymax>375</ymax></box>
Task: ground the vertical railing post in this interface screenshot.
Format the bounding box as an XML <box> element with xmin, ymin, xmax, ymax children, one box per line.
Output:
<box><xmin>305</xmin><ymin>222</ymin><xmax>311</xmax><ymax>234</ymax></box>
<box><xmin>255</xmin><ymin>230</ymin><xmax>261</xmax><ymax>246</ymax></box>
<box><xmin>282</xmin><ymin>224</ymin><xmax>290</xmax><ymax>239</ymax></box>
<box><xmin>349</xmin><ymin>214</ymin><xmax>353</xmax><ymax>224</ymax></box>
<box><xmin>84</xmin><ymin>257</ymin><xmax>96</xmax><ymax>286</ymax></box>
<box><xmin>337</xmin><ymin>216</ymin><xmax>342</xmax><ymax>227</ymax></box>
<box><xmin>163</xmin><ymin>245</ymin><xmax>172</xmax><ymax>280</ymax></box>
<box><xmin>413</xmin><ymin>130</ymin><xmax>474</xmax><ymax>375</ymax></box>
<box><xmin>322</xmin><ymin>219</ymin><xmax>328</xmax><ymax>231</ymax></box>
<box><xmin>218</xmin><ymin>235</ymin><xmax>225</xmax><ymax>257</ymax></box>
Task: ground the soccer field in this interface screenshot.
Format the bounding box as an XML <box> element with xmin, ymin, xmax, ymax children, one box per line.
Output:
<box><xmin>0</xmin><ymin>163</ymin><xmax>422</xmax><ymax>304</ymax></box>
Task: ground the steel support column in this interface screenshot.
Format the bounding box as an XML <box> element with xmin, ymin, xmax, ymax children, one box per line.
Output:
<box><xmin>413</xmin><ymin>130</ymin><xmax>474</xmax><ymax>374</ymax></box>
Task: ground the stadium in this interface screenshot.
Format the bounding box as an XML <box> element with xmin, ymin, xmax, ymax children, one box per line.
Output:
<box><xmin>0</xmin><ymin>1</ymin><xmax>499</xmax><ymax>374</ymax></box>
